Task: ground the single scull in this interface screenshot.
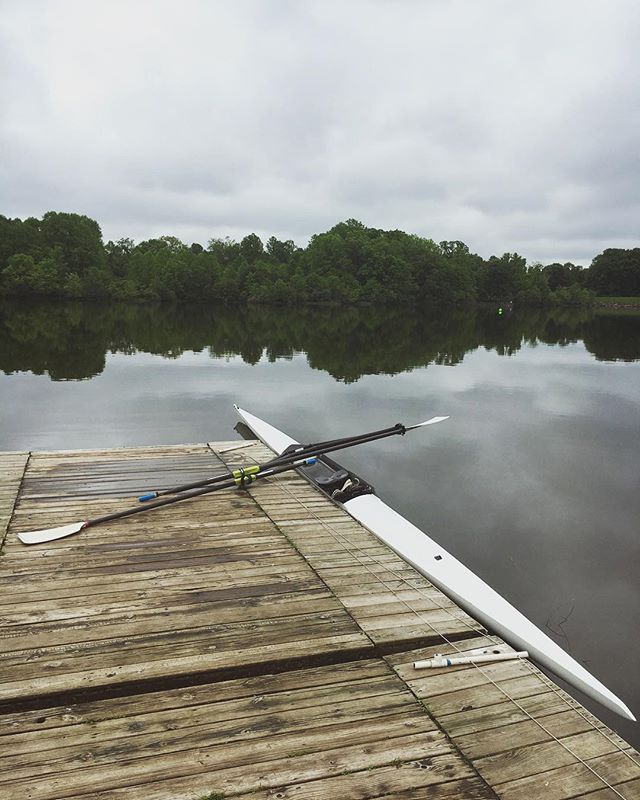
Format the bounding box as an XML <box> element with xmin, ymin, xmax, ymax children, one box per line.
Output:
<box><xmin>235</xmin><ymin>405</ymin><xmax>635</xmax><ymax>722</ymax></box>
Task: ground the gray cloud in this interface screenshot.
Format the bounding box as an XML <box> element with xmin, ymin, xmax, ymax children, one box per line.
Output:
<box><xmin>1</xmin><ymin>0</ymin><xmax>639</xmax><ymax>262</ymax></box>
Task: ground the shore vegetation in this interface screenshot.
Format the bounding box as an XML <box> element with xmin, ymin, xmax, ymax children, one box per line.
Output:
<box><xmin>1</xmin><ymin>212</ymin><xmax>638</xmax><ymax>306</ymax></box>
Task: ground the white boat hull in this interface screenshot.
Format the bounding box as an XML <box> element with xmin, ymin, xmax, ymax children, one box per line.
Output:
<box><xmin>235</xmin><ymin>405</ymin><xmax>635</xmax><ymax>722</ymax></box>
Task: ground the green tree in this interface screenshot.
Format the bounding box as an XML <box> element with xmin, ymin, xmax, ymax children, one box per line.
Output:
<box><xmin>239</xmin><ymin>233</ymin><xmax>264</xmax><ymax>264</ymax></box>
<box><xmin>63</xmin><ymin>272</ymin><xmax>83</xmax><ymax>297</ymax></box>
<box><xmin>542</xmin><ymin>262</ymin><xmax>583</xmax><ymax>291</ymax></box>
<box><xmin>266</xmin><ymin>236</ymin><xmax>297</xmax><ymax>264</ymax></box>
<box><xmin>1</xmin><ymin>253</ymin><xmax>59</xmax><ymax>295</ymax></box>
<box><xmin>587</xmin><ymin>248</ymin><xmax>640</xmax><ymax>296</ymax></box>
<box><xmin>480</xmin><ymin>253</ymin><xmax>527</xmax><ymax>300</ymax></box>
<box><xmin>40</xmin><ymin>211</ymin><xmax>106</xmax><ymax>275</ymax></box>
<box><xmin>550</xmin><ymin>284</ymin><xmax>594</xmax><ymax>306</ymax></box>
<box><xmin>516</xmin><ymin>264</ymin><xmax>551</xmax><ymax>305</ymax></box>
<box><xmin>0</xmin><ymin>215</ymin><xmax>42</xmax><ymax>265</ymax></box>
<box><xmin>83</xmin><ymin>266</ymin><xmax>112</xmax><ymax>298</ymax></box>
<box><xmin>421</xmin><ymin>260</ymin><xmax>475</xmax><ymax>304</ymax></box>
<box><xmin>207</xmin><ymin>237</ymin><xmax>240</xmax><ymax>265</ymax></box>
<box><xmin>105</xmin><ymin>238</ymin><xmax>134</xmax><ymax>278</ymax></box>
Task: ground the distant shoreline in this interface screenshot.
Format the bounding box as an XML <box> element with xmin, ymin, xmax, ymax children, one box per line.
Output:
<box><xmin>2</xmin><ymin>213</ymin><xmax>639</xmax><ymax>306</ymax></box>
<box><xmin>593</xmin><ymin>298</ymin><xmax>640</xmax><ymax>310</ymax></box>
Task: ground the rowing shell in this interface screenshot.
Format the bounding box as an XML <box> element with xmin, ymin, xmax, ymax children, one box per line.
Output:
<box><xmin>235</xmin><ymin>405</ymin><xmax>635</xmax><ymax>722</ymax></box>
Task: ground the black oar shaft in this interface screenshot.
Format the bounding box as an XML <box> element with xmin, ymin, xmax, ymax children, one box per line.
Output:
<box><xmin>270</xmin><ymin>425</ymin><xmax>406</xmax><ymax>465</ymax></box>
<box><xmin>91</xmin><ymin>479</ymin><xmax>237</xmax><ymax>527</ymax></box>
<box><xmin>89</xmin><ymin>460</ymin><xmax>309</xmax><ymax>530</ymax></box>
<box><xmin>271</xmin><ymin>423</ymin><xmax>405</xmax><ymax>462</ymax></box>
<box><xmin>142</xmin><ymin>423</ymin><xmax>406</xmax><ymax>501</ymax></box>
<box><xmin>143</xmin><ymin>471</ymin><xmax>237</xmax><ymax>500</ymax></box>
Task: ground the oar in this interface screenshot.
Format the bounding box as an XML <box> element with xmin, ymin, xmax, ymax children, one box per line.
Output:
<box><xmin>18</xmin><ymin>415</ymin><xmax>449</xmax><ymax>545</ymax></box>
<box><xmin>17</xmin><ymin>457</ymin><xmax>317</xmax><ymax>545</ymax></box>
<box><xmin>138</xmin><ymin>416</ymin><xmax>449</xmax><ymax>502</ymax></box>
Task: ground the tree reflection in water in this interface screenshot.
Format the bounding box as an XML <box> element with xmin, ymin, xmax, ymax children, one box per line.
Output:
<box><xmin>0</xmin><ymin>301</ymin><xmax>638</xmax><ymax>382</ymax></box>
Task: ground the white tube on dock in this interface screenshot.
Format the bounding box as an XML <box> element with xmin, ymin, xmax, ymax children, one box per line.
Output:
<box><xmin>414</xmin><ymin>650</ymin><xmax>529</xmax><ymax>669</ymax></box>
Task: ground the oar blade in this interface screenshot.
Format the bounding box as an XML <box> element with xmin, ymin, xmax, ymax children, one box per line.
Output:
<box><xmin>411</xmin><ymin>415</ymin><xmax>449</xmax><ymax>428</ymax></box>
<box><xmin>18</xmin><ymin>521</ymin><xmax>86</xmax><ymax>545</ymax></box>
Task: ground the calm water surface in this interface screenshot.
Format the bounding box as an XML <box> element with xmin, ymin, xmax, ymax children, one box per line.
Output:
<box><xmin>1</xmin><ymin>301</ymin><xmax>639</xmax><ymax>745</ymax></box>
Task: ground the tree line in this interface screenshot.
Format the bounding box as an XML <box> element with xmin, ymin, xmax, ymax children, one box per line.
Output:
<box><xmin>1</xmin><ymin>212</ymin><xmax>639</xmax><ymax>305</ymax></box>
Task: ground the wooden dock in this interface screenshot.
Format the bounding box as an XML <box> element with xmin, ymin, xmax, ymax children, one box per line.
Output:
<box><xmin>1</xmin><ymin>440</ymin><xmax>638</xmax><ymax>800</ymax></box>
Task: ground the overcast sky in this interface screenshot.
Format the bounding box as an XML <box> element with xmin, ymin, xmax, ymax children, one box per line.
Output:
<box><xmin>1</xmin><ymin>1</ymin><xmax>639</xmax><ymax>264</ymax></box>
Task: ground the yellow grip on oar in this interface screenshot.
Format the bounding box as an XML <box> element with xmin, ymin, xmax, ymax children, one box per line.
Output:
<box><xmin>232</xmin><ymin>465</ymin><xmax>260</xmax><ymax>486</ymax></box>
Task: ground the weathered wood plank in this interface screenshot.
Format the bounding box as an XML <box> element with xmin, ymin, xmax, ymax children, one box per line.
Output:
<box><xmin>0</xmin><ymin>611</ymin><xmax>362</xmax><ymax>678</ymax></box>
<box><xmin>475</xmin><ymin>730</ymin><xmax>625</xmax><ymax>784</ymax></box>
<box><xmin>3</xmin><ymin>708</ymin><xmax>435</xmax><ymax>782</ymax></box>
<box><xmin>0</xmin><ymin>565</ymin><xmax>316</xmax><ymax>607</ymax></box>
<box><xmin>0</xmin><ymin>578</ymin><xmax>324</xmax><ymax>627</ymax></box>
<box><xmin>455</xmin><ymin>709</ymin><xmax>602</xmax><ymax>759</ymax></box>
<box><xmin>0</xmin><ymin>592</ymin><xmax>342</xmax><ymax>652</ymax></box>
<box><xmin>0</xmin><ymin>659</ymin><xmax>392</xmax><ymax>737</ymax></box>
<box><xmin>0</xmin><ymin>450</ymin><xmax>29</xmax><ymax>550</ymax></box>
<box><xmin>6</xmin><ymin>732</ymin><xmax>459</xmax><ymax>800</ymax></box>
<box><xmin>0</xmin><ymin>631</ymin><xmax>369</xmax><ymax>702</ymax></box>
<box><xmin>4</xmin><ymin>681</ymin><xmax>413</xmax><ymax>758</ymax></box>
<box><xmin>580</xmin><ymin>777</ymin><xmax>640</xmax><ymax>799</ymax></box>
<box><xmin>242</xmin><ymin>773</ymin><xmax>498</xmax><ymax>800</ymax></box>
<box><xmin>494</xmin><ymin>750</ymin><xmax>640</xmax><ymax>799</ymax></box>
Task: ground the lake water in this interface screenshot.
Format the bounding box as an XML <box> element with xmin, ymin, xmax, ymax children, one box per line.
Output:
<box><xmin>1</xmin><ymin>300</ymin><xmax>639</xmax><ymax>746</ymax></box>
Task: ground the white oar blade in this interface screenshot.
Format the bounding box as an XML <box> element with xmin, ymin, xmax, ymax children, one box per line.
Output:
<box><xmin>18</xmin><ymin>521</ymin><xmax>86</xmax><ymax>545</ymax></box>
<box><xmin>412</xmin><ymin>415</ymin><xmax>449</xmax><ymax>428</ymax></box>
